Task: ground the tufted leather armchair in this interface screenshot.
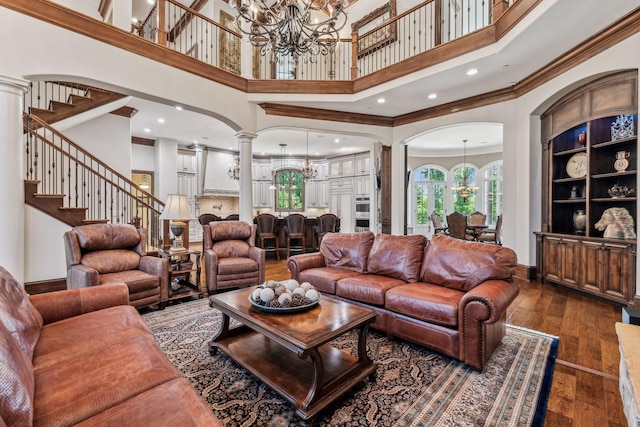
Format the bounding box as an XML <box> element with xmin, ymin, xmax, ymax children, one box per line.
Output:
<box><xmin>63</xmin><ymin>223</ymin><xmax>168</xmax><ymax>309</ymax></box>
<box><xmin>203</xmin><ymin>221</ymin><xmax>265</xmax><ymax>294</ymax></box>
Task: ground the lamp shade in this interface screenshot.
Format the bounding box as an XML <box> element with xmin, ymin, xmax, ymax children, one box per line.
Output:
<box><xmin>159</xmin><ymin>194</ymin><xmax>193</xmax><ymax>220</ymax></box>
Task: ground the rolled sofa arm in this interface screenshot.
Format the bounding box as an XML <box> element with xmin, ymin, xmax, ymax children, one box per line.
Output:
<box><xmin>459</xmin><ymin>279</ymin><xmax>520</xmax><ymax>370</ymax></box>
<box><xmin>29</xmin><ymin>283</ymin><xmax>130</xmax><ymax>325</ymax></box>
<box><xmin>287</xmin><ymin>253</ymin><xmax>326</xmax><ymax>281</ymax></box>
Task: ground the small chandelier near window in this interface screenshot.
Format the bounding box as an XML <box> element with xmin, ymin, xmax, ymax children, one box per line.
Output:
<box><xmin>452</xmin><ymin>139</ymin><xmax>479</xmax><ymax>201</ymax></box>
<box><xmin>228</xmin><ymin>154</ymin><xmax>240</xmax><ymax>180</ymax></box>
<box><xmin>228</xmin><ymin>0</ymin><xmax>349</xmax><ymax>65</ymax></box>
<box><xmin>300</xmin><ymin>132</ymin><xmax>318</xmax><ymax>180</ymax></box>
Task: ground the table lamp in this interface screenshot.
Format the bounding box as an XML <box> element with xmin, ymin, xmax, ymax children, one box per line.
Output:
<box><xmin>159</xmin><ymin>194</ymin><xmax>193</xmax><ymax>252</ymax></box>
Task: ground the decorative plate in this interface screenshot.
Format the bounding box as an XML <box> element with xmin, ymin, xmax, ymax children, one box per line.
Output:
<box><xmin>566</xmin><ymin>152</ymin><xmax>587</xmax><ymax>178</ymax></box>
<box><xmin>248</xmin><ymin>294</ymin><xmax>322</xmax><ymax>313</ymax></box>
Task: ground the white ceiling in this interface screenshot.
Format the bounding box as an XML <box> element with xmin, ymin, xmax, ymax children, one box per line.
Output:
<box><xmin>126</xmin><ymin>0</ymin><xmax>637</xmax><ymax>158</ymax></box>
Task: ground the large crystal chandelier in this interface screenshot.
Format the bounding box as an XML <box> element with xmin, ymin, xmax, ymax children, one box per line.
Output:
<box><xmin>229</xmin><ymin>0</ymin><xmax>349</xmax><ymax>65</ymax></box>
<box><xmin>300</xmin><ymin>132</ymin><xmax>317</xmax><ymax>180</ymax></box>
<box><xmin>452</xmin><ymin>140</ymin><xmax>479</xmax><ymax>201</ymax></box>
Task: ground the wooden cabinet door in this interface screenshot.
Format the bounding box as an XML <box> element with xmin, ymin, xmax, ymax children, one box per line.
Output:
<box><xmin>542</xmin><ymin>236</ymin><xmax>579</xmax><ymax>287</ymax></box>
<box><xmin>581</xmin><ymin>241</ymin><xmax>602</xmax><ymax>293</ymax></box>
<box><xmin>601</xmin><ymin>242</ymin><xmax>630</xmax><ymax>300</ymax></box>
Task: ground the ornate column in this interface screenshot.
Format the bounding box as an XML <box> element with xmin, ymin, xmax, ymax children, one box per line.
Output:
<box><xmin>236</xmin><ymin>132</ymin><xmax>257</xmax><ymax>223</ymax></box>
<box><xmin>0</xmin><ymin>75</ymin><xmax>29</xmax><ymax>282</ymax></box>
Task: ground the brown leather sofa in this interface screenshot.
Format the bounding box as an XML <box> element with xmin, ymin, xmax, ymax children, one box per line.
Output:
<box><xmin>64</xmin><ymin>223</ymin><xmax>168</xmax><ymax>309</ymax></box>
<box><xmin>203</xmin><ymin>221</ymin><xmax>265</xmax><ymax>294</ymax></box>
<box><xmin>0</xmin><ymin>266</ymin><xmax>221</xmax><ymax>426</ymax></box>
<box><xmin>287</xmin><ymin>232</ymin><xmax>519</xmax><ymax>370</ymax></box>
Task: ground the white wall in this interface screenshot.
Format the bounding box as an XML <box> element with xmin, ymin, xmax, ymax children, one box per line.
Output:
<box><xmin>24</xmin><ymin>207</ymin><xmax>69</xmax><ymax>282</ymax></box>
<box><xmin>132</xmin><ymin>144</ymin><xmax>155</xmax><ymax>172</ymax></box>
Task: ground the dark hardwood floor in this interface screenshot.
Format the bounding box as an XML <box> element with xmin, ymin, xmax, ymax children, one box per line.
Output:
<box><xmin>261</xmin><ymin>258</ymin><xmax>627</xmax><ymax>427</ymax></box>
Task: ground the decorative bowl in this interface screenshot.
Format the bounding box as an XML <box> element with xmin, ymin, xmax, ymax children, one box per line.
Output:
<box><xmin>248</xmin><ymin>280</ymin><xmax>322</xmax><ymax>313</ymax></box>
<box><xmin>248</xmin><ymin>293</ymin><xmax>321</xmax><ymax>313</ymax></box>
<box><xmin>608</xmin><ymin>184</ymin><xmax>634</xmax><ymax>198</ymax></box>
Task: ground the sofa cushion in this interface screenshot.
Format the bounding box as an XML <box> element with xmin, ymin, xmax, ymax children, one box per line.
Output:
<box><xmin>321</xmin><ymin>231</ymin><xmax>375</xmax><ymax>274</ymax></box>
<box><xmin>74</xmin><ymin>224</ymin><xmax>141</xmax><ymax>251</ymax></box>
<box><xmin>81</xmin><ymin>249</ymin><xmax>140</xmax><ymax>274</ymax></box>
<box><xmin>212</xmin><ymin>240</ymin><xmax>250</xmax><ymax>258</ymax></box>
<box><xmin>218</xmin><ymin>257</ymin><xmax>258</xmax><ymax>275</ymax></box>
<box><xmin>386</xmin><ymin>283</ymin><xmax>463</xmax><ymax>328</ymax></box>
<box><xmin>367</xmin><ymin>234</ymin><xmax>426</xmax><ymax>282</ymax></box>
<box><xmin>33</xmin><ymin>305</ymin><xmax>151</xmax><ymax>370</ymax></box>
<box><xmin>33</xmin><ymin>334</ymin><xmax>181</xmax><ymax>426</ymax></box>
<box><xmin>299</xmin><ymin>267</ymin><xmax>363</xmax><ymax>294</ymax></box>
<box><xmin>420</xmin><ymin>235</ymin><xmax>517</xmax><ymax>292</ymax></box>
<box><xmin>336</xmin><ymin>274</ymin><xmax>406</xmax><ymax>306</ymax></box>
<box><xmin>75</xmin><ymin>378</ymin><xmax>223</xmax><ymax>427</ymax></box>
<box><xmin>0</xmin><ymin>323</ymin><xmax>34</xmax><ymax>427</ymax></box>
<box><xmin>210</xmin><ymin>221</ymin><xmax>251</xmax><ymax>241</ymax></box>
<box><xmin>100</xmin><ymin>270</ymin><xmax>160</xmax><ymax>293</ymax></box>
<box><xmin>0</xmin><ymin>266</ymin><xmax>43</xmax><ymax>359</ymax></box>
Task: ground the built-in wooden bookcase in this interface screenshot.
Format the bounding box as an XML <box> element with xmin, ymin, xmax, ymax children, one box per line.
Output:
<box><xmin>536</xmin><ymin>70</ymin><xmax>638</xmax><ymax>305</ymax></box>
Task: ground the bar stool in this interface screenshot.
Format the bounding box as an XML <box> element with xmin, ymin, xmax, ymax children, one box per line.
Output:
<box><xmin>256</xmin><ymin>213</ymin><xmax>279</xmax><ymax>259</ymax></box>
<box><xmin>285</xmin><ymin>214</ymin><xmax>306</xmax><ymax>257</ymax></box>
<box><xmin>314</xmin><ymin>213</ymin><xmax>338</xmax><ymax>250</ymax></box>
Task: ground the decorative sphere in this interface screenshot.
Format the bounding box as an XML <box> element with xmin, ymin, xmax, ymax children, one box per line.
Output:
<box><xmin>274</xmin><ymin>284</ymin><xmax>287</xmax><ymax>296</ymax></box>
<box><xmin>278</xmin><ymin>293</ymin><xmax>292</xmax><ymax>305</ymax></box>
<box><xmin>252</xmin><ymin>288</ymin><xmax>262</xmax><ymax>302</ymax></box>
<box><xmin>285</xmin><ymin>279</ymin><xmax>299</xmax><ymax>291</ymax></box>
<box><xmin>305</xmin><ymin>289</ymin><xmax>320</xmax><ymax>302</ymax></box>
<box><xmin>292</xmin><ymin>287</ymin><xmax>306</xmax><ymax>297</ymax></box>
<box><xmin>266</xmin><ymin>280</ymin><xmax>279</xmax><ymax>289</ymax></box>
<box><xmin>300</xmin><ymin>282</ymin><xmax>313</xmax><ymax>291</ymax></box>
<box><xmin>259</xmin><ymin>287</ymin><xmax>275</xmax><ymax>303</ymax></box>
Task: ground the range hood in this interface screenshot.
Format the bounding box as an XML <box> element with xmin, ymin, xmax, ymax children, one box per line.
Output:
<box><xmin>200</xmin><ymin>149</ymin><xmax>239</xmax><ymax>197</ymax></box>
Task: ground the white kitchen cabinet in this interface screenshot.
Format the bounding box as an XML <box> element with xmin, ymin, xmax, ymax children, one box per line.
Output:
<box><xmin>330</xmin><ymin>192</ymin><xmax>353</xmax><ymax>233</ymax></box>
<box><xmin>329</xmin><ymin>177</ymin><xmax>353</xmax><ymax>193</ymax></box>
<box><xmin>315</xmin><ymin>161</ymin><xmax>329</xmax><ymax>180</ymax></box>
<box><xmin>306</xmin><ymin>180</ymin><xmax>330</xmax><ymax>208</ymax></box>
<box><xmin>177</xmin><ymin>151</ymin><xmax>196</xmax><ymax>174</ymax></box>
<box><xmin>329</xmin><ymin>155</ymin><xmax>354</xmax><ymax>178</ymax></box>
<box><xmin>253</xmin><ymin>181</ymin><xmax>274</xmax><ymax>208</ymax></box>
<box><xmin>252</xmin><ymin>161</ymin><xmax>272</xmax><ymax>180</ymax></box>
<box><xmin>355</xmin><ymin>176</ymin><xmax>371</xmax><ymax>197</ymax></box>
<box><xmin>354</xmin><ymin>153</ymin><xmax>370</xmax><ymax>176</ymax></box>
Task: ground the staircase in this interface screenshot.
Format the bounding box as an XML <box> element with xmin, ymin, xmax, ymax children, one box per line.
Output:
<box><xmin>23</xmin><ymin>84</ymin><xmax>165</xmax><ymax>249</ymax></box>
<box><xmin>25</xmin><ymin>82</ymin><xmax>127</xmax><ymax>126</ymax></box>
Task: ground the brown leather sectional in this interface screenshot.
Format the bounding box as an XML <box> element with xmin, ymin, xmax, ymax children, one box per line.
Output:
<box><xmin>0</xmin><ymin>266</ymin><xmax>221</xmax><ymax>426</ymax></box>
<box><xmin>287</xmin><ymin>232</ymin><xmax>519</xmax><ymax>370</ymax></box>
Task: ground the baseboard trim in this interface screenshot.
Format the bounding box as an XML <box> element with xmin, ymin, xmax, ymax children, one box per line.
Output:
<box><xmin>25</xmin><ymin>278</ymin><xmax>66</xmax><ymax>295</ymax></box>
<box><xmin>515</xmin><ymin>264</ymin><xmax>536</xmax><ymax>280</ymax></box>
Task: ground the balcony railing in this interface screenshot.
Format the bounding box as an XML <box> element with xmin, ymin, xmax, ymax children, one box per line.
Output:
<box><xmin>133</xmin><ymin>0</ymin><xmax>516</xmax><ymax>81</ymax></box>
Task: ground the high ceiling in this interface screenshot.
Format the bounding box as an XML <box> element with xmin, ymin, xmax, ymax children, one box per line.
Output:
<box><xmin>125</xmin><ymin>0</ymin><xmax>638</xmax><ymax>158</ymax></box>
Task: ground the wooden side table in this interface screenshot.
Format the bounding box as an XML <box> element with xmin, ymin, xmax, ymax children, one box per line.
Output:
<box><xmin>158</xmin><ymin>249</ymin><xmax>203</xmax><ymax>306</ymax></box>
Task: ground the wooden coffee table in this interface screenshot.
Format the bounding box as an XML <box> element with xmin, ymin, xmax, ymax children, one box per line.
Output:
<box><xmin>208</xmin><ymin>287</ymin><xmax>377</xmax><ymax>423</ymax></box>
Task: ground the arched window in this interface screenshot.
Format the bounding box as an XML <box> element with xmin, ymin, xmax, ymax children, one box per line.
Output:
<box><xmin>452</xmin><ymin>165</ymin><xmax>478</xmax><ymax>215</ymax></box>
<box><xmin>275</xmin><ymin>169</ymin><xmax>304</xmax><ymax>212</ymax></box>
<box><xmin>482</xmin><ymin>161</ymin><xmax>503</xmax><ymax>225</ymax></box>
<box><xmin>414</xmin><ymin>165</ymin><xmax>447</xmax><ymax>229</ymax></box>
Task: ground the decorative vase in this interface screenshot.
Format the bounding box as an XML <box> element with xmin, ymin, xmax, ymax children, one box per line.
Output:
<box><xmin>614</xmin><ymin>150</ymin><xmax>630</xmax><ymax>172</ymax></box>
<box><xmin>573</xmin><ymin>210</ymin><xmax>586</xmax><ymax>234</ymax></box>
<box><xmin>577</xmin><ymin>132</ymin><xmax>586</xmax><ymax>146</ymax></box>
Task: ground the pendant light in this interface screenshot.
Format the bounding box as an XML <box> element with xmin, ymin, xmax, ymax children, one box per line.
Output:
<box><xmin>452</xmin><ymin>139</ymin><xmax>479</xmax><ymax>201</ymax></box>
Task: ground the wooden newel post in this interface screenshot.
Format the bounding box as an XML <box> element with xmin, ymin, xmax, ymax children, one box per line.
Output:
<box><xmin>350</xmin><ymin>31</ymin><xmax>358</xmax><ymax>81</ymax></box>
<box><xmin>157</xmin><ymin>0</ymin><xmax>167</xmax><ymax>47</ymax></box>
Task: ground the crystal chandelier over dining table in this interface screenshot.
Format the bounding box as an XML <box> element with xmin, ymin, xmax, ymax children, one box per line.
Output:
<box><xmin>228</xmin><ymin>0</ymin><xmax>350</xmax><ymax>65</ymax></box>
<box><xmin>452</xmin><ymin>139</ymin><xmax>479</xmax><ymax>201</ymax></box>
<box><xmin>300</xmin><ymin>132</ymin><xmax>317</xmax><ymax>180</ymax></box>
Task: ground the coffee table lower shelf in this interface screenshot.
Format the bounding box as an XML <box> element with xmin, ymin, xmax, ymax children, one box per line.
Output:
<box><xmin>210</xmin><ymin>325</ymin><xmax>376</xmax><ymax>422</ymax></box>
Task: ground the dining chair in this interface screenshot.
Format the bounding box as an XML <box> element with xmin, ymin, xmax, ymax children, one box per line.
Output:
<box><xmin>225</xmin><ymin>214</ymin><xmax>240</xmax><ymax>221</ymax></box>
<box><xmin>198</xmin><ymin>213</ymin><xmax>222</xmax><ymax>227</ymax></box>
<box><xmin>314</xmin><ymin>213</ymin><xmax>339</xmax><ymax>250</ymax></box>
<box><xmin>466</xmin><ymin>211</ymin><xmax>487</xmax><ymax>239</ymax></box>
<box><xmin>477</xmin><ymin>214</ymin><xmax>503</xmax><ymax>245</ymax></box>
<box><xmin>429</xmin><ymin>212</ymin><xmax>448</xmax><ymax>235</ymax></box>
<box><xmin>256</xmin><ymin>213</ymin><xmax>280</xmax><ymax>259</ymax></box>
<box><xmin>284</xmin><ymin>214</ymin><xmax>306</xmax><ymax>257</ymax></box>
<box><xmin>446</xmin><ymin>212</ymin><xmax>474</xmax><ymax>240</ymax></box>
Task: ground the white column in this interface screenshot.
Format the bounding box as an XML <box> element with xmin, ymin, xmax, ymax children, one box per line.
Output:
<box><xmin>236</xmin><ymin>132</ymin><xmax>257</xmax><ymax>223</ymax></box>
<box><xmin>0</xmin><ymin>75</ymin><xmax>29</xmax><ymax>282</ymax></box>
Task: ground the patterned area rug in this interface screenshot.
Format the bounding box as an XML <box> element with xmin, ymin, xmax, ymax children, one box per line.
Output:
<box><xmin>143</xmin><ymin>299</ymin><xmax>557</xmax><ymax>427</ymax></box>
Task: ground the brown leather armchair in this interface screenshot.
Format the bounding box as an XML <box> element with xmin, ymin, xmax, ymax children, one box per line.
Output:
<box><xmin>63</xmin><ymin>223</ymin><xmax>168</xmax><ymax>309</ymax></box>
<box><xmin>203</xmin><ymin>221</ymin><xmax>265</xmax><ymax>294</ymax></box>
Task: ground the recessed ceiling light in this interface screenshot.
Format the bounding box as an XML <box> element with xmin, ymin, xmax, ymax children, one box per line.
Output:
<box><xmin>315</xmin><ymin>152</ymin><xmax>319</xmax><ymax>155</ymax></box>
<box><xmin>428</xmin><ymin>93</ymin><xmax>437</xmax><ymax>99</ymax></box>
<box><xmin>144</xmin><ymin>128</ymin><xmax>150</xmax><ymax>133</ymax></box>
<box><xmin>334</xmin><ymin>138</ymin><xmax>340</xmax><ymax>143</ymax></box>
<box><xmin>157</xmin><ymin>118</ymin><xmax>165</xmax><ymax>123</ymax></box>
<box><xmin>261</xmin><ymin>152</ymin><xmax>265</xmax><ymax>155</ymax></box>
<box><xmin>131</xmin><ymin>18</ymin><xmax>138</xmax><ymax>24</ymax></box>
<box><xmin>466</xmin><ymin>68</ymin><xmax>478</xmax><ymax>76</ymax></box>
<box><xmin>193</xmin><ymin>140</ymin><xmax>198</xmax><ymax>144</ymax></box>
<box><xmin>377</xmin><ymin>98</ymin><xmax>385</xmax><ymax>104</ymax></box>
<box><xmin>175</xmin><ymin>106</ymin><xmax>183</xmax><ymax>110</ymax></box>
<box><xmin>146</xmin><ymin>0</ymin><xmax>154</xmax><ymax>4</ymax></box>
